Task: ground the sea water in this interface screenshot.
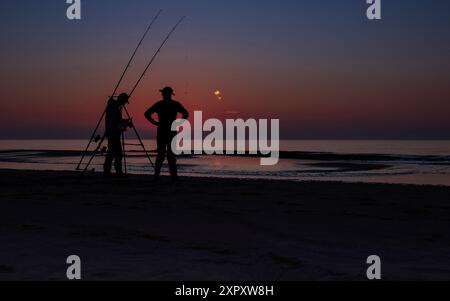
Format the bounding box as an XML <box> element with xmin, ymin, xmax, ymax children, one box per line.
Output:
<box><xmin>1</xmin><ymin>140</ymin><xmax>450</xmax><ymax>186</ymax></box>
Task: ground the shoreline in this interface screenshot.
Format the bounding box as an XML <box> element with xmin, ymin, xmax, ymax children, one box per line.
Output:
<box><xmin>1</xmin><ymin>167</ymin><xmax>449</xmax><ymax>187</ymax></box>
<box><xmin>1</xmin><ymin>167</ymin><xmax>450</xmax><ymax>188</ymax></box>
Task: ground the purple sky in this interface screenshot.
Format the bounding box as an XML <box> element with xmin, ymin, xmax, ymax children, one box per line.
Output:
<box><xmin>1</xmin><ymin>0</ymin><xmax>450</xmax><ymax>139</ymax></box>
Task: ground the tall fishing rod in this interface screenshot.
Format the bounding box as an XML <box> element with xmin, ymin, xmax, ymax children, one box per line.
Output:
<box><xmin>129</xmin><ymin>16</ymin><xmax>186</xmax><ymax>97</ymax></box>
<box><xmin>80</xmin><ymin>16</ymin><xmax>186</xmax><ymax>175</ymax></box>
<box><xmin>76</xmin><ymin>10</ymin><xmax>162</xmax><ymax>171</ymax></box>
<box><xmin>111</xmin><ymin>9</ymin><xmax>163</xmax><ymax>97</ymax></box>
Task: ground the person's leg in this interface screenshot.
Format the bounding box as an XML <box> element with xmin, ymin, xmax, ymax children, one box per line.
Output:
<box><xmin>154</xmin><ymin>131</ymin><xmax>167</xmax><ymax>180</ymax></box>
<box><xmin>103</xmin><ymin>137</ymin><xmax>114</xmax><ymax>175</ymax></box>
<box><xmin>167</xmin><ymin>131</ymin><xmax>178</xmax><ymax>180</ymax></box>
<box><xmin>112</xmin><ymin>135</ymin><xmax>124</xmax><ymax>175</ymax></box>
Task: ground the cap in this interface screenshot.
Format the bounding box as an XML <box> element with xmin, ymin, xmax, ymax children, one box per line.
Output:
<box><xmin>117</xmin><ymin>93</ymin><xmax>129</xmax><ymax>103</ymax></box>
<box><xmin>160</xmin><ymin>86</ymin><xmax>175</xmax><ymax>95</ymax></box>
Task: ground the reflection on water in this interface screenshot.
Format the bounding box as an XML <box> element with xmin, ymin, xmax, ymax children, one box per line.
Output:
<box><xmin>1</xmin><ymin>140</ymin><xmax>450</xmax><ymax>186</ymax></box>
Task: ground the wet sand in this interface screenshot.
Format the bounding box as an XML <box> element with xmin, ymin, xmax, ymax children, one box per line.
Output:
<box><xmin>1</xmin><ymin>169</ymin><xmax>450</xmax><ymax>280</ymax></box>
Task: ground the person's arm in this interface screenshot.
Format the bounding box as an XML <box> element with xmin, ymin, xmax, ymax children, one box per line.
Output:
<box><xmin>177</xmin><ymin>102</ymin><xmax>189</xmax><ymax>119</ymax></box>
<box><xmin>144</xmin><ymin>104</ymin><xmax>160</xmax><ymax>126</ymax></box>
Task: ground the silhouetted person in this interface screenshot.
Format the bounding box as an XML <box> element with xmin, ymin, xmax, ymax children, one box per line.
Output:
<box><xmin>145</xmin><ymin>87</ymin><xmax>189</xmax><ymax>181</ymax></box>
<box><xmin>104</xmin><ymin>93</ymin><xmax>129</xmax><ymax>177</ymax></box>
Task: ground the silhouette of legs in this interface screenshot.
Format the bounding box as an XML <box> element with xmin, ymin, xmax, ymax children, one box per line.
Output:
<box><xmin>167</xmin><ymin>146</ymin><xmax>178</xmax><ymax>179</ymax></box>
<box><xmin>154</xmin><ymin>131</ymin><xmax>178</xmax><ymax>181</ymax></box>
<box><xmin>154</xmin><ymin>146</ymin><xmax>165</xmax><ymax>179</ymax></box>
<box><xmin>104</xmin><ymin>134</ymin><xmax>123</xmax><ymax>175</ymax></box>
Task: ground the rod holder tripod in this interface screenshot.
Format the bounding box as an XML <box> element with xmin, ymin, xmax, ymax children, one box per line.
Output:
<box><xmin>77</xmin><ymin>100</ymin><xmax>154</xmax><ymax>176</ymax></box>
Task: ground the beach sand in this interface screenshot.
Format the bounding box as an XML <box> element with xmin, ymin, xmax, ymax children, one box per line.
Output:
<box><xmin>1</xmin><ymin>169</ymin><xmax>450</xmax><ymax>280</ymax></box>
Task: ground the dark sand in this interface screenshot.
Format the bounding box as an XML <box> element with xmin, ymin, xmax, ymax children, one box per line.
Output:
<box><xmin>1</xmin><ymin>169</ymin><xmax>450</xmax><ymax>280</ymax></box>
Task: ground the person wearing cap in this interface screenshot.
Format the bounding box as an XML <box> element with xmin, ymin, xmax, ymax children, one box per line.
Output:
<box><xmin>145</xmin><ymin>87</ymin><xmax>189</xmax><ymax>181</ymax></box>
<box><xmin>103</xmin><ymin>93</ymin><xmax>129</xmax><ymax>177</ymax></box>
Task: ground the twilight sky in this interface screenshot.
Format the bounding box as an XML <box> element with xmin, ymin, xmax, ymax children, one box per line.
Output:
<box><xmin>1</xmin><ymin>0</ymin><xmax>450</xmax><ymax>139</ymax></box>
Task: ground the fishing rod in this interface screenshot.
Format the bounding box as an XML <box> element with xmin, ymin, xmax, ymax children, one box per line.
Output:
<box><xmin>80</xmin><ymin>16</ymin><xmax>186</xmax><ymax>175</ymax></box>
<box><xmin>76</xmin><ymin>10</ymin><xmax>162</xmax><ymax>171</ymax></box>
<box><xmin>129</xmin><ymin>16</ymin><xmax>186</xmax><ymax>97</ymax></box>
<box><xmin>112</xmin><ymin>9</ymin><xmax>163</xmax><ymax>97</ymax></box>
